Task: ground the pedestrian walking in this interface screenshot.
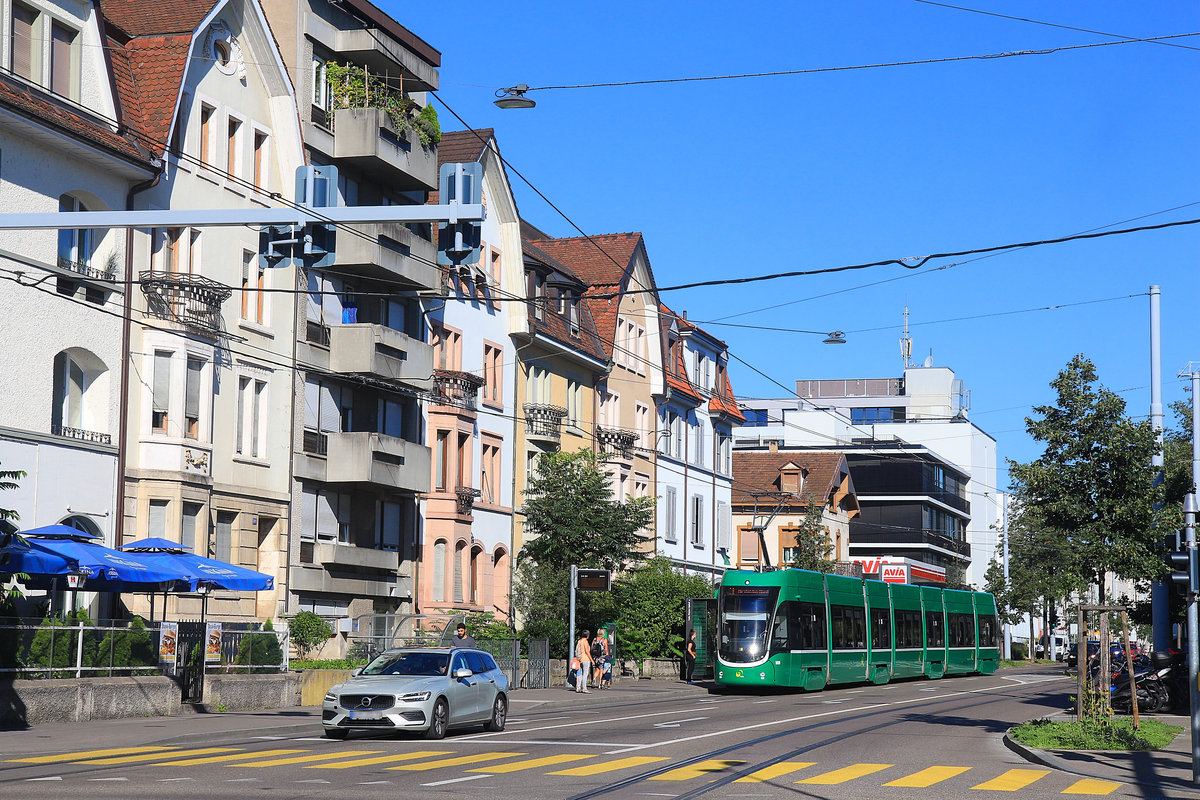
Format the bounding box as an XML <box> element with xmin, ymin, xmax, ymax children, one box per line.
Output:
<box><xmin>684</xmin><ymin>629</ymin><xmax>697</xmax><ymax>684</ymax></box>
<box><xmin>592</xmin><ymin>631</ymin><xmax>608</xmax><ymax>688</ymax></box>
<box><xmin>575</xmin><ymin>629</ymin><xmax>593</xmax><ymax>693</ymax></box>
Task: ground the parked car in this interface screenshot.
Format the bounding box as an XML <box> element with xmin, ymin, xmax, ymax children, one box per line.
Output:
<box><xmin>1035</xmin><ymin>634</ymin><xmax>1070</xmax><ymax>660</ymax></box>
<box><xmin>322</xmin><ymin>647</ymin><xmax>508</xmax><ymax>740</ymax></box>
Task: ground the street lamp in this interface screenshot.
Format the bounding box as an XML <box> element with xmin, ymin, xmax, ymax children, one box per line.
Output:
<box><xmin>823</xmin><ymin>331</ymin><xmax>847</xmax><ymax>344</ymax></box>
<box><xmin>494</xmin><ymin>85</ymin><xmax>536</xmax><ymax>109</ymax></box>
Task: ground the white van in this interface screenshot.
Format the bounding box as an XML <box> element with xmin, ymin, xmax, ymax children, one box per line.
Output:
<box><xmin>1036</xmin><ymin>634</ymin><xmax>1070</xmax><ymax>660</ymax></box>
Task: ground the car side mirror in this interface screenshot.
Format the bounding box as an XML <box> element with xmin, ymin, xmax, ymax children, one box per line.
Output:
<box><xmin>351</xmin><ymin>668</ymin><xmax>362</xmax><ymax>677</ymax></box>
<box><xmin>454</xmin><ymin>667</ymin><xmax>473</xmax><ymax>680</ymax></box>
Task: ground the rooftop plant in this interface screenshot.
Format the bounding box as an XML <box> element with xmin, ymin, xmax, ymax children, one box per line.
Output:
<box><xmin>325</xmin><ymin>62</ymin><xmax>441</xmax><ymax>148</ymax></box>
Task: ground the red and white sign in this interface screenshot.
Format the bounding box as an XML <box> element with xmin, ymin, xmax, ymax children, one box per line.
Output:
<box><xmin>851</xmin><ymin>557</ymin><xmax>946</xmax><ymax>585</ymax></box>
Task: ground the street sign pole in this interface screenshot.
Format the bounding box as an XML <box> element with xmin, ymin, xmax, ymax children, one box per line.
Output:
<box><xmin>568</xmin><ymin>564</ymin><xmax>577</xmax><ymax>669</ymax></box>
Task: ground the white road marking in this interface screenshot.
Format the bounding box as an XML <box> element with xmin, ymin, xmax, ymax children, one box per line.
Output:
<box><xmin>356</xmin><ymin>781</ymin><xmax>392</xmax><ymax>785</ymax></box>
<box><xmin>607</xmin><ymin>678</ymin><xmax>1067</xmax><ymax>753</ymax></box>
<box><xmin>253</xmin><ymin>736</ymin><xmax>287</xmax><ymax>740</ymax></box>
<box><xmin>753</xmin><ymin>700</ymin><xmax>775</xmax><ymax>704</ymax></box>
<box><xmin>226</xmin><ymin>778</ymin><xmax>260</xmax><ymax>782</ymax></box>
<box><xmin>294</xmin><ymin>779</ymin><xmax>330</xmax><ymax>783</ymax></box>
<box><xmin>822</xmin><ymin>700</ymin><xmax>846</xmax><ymax>704</ymax></box>
<box><xmin>653</xmin><ymin>717</ymin><xmax>708</xmax><ymax>728</ymax></box>
<box><xmin>157</xmin><ymin>777</ymin><xmax>192</xmax><ymax>782</ymax></box>
<box><xmin>89</xmin><ymin>778</ymin><xmax>129</xmax><ymax>782</ymax></box>
<box><xmin>848</xmin><ymin>690</ymin><xmax>865</xmax><ymax>693</ymax></box>
<box><xmin>25</xmin><ymin>777</ymin><xmax>62</xmax><ymax>781</ymax></box>
<box><xmin>491</xmin><ymin>740</ymin><xmax>631</xmax><ymax>747</ymax></box>
<box><xmin>422</xmin><ymin>774</ymin><xmax>493</xmax><ymax>787</ymax></box>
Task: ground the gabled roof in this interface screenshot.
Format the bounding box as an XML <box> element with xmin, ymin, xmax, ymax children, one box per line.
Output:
<box><xmin>118</xmin><ymin>35</ymin><xmax>193</xmax><ymax>155</ymax></box>
<box><xmin>731</xmin><ymin>451</ymin><xmax>852</xmax><ymax>507</ymax></box>
<box><xmin>100</xmin><ymin>0</ymin><xmax>218</xmax><ymax>37</ymax></box>
<box><xmin>520</xmin><ymin>241</ymin><xmax>608</xmax><ymax>367</ymax></box>
<box><xmin>527</xmin><ymin>232</ymin><xmax>643</xmax><ymax>290</ymax></box>
<box><xmin>658</xmin><ymin>304</ymin><xmax>701</xmax><ymax>405</ymax></box>
<box><xmin>436</xmin><ymin>128</ymin><xmax>493</xmax><ymax>167</ymax></box>
<box><xmin>709</xmin><ymin>368</ymin><xmax>746</xmax><ymax>423</ymax></box>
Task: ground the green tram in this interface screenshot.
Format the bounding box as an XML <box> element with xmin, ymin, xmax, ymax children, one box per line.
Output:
<box><xmin>715</xmin><ymin>568</ymin><xmax>1000</xmax><ymax>690</ymax></box>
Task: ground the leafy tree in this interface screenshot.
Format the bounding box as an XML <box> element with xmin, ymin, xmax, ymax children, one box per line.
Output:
<box><xmin>784</xmin><ymin>504</ymin><xmax>837</xmax><ymax>572</ymax></box>
<box><xmin>518</xmin><ymin>449</ymin><xmax>654</xmax><ymax>572</ymax></box>
<box><xmin>289</xmin><ymin>611</ymin><xmax>333</xmax><ymax>660</ymax></box>
<box><xmin>97</xmin><ymin>616</ymin><xmax>156</xmax><ymax>676</ymax></box>
<box><xmin>464</xmin><ymin>611</ymin><xmax>516</xmax><ymax>640</ymax></box>
<box><xmin>592</xmin><ymin>557</ymin><xmax>714</xmax><ymax>660</ymax></box>
<box><xmin>511</xmin><ymin>561</ymin><xmax>573</xmax><ymax>657</ymax></box>
<box><xmin>1008</xmin><ymin>355</ymin><xmax>1178</xmax><ymax>603</ymax></box>
<box><xmin>0</xmin><ymin>461</ymin><xmax>27</xmax><ymax>604</ymax></box>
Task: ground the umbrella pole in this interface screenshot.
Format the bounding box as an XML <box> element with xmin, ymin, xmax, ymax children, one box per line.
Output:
<box><xmin>150</xmin><ymin>592</ymin><xmax>155</xmax><ymax>625</ymax></box>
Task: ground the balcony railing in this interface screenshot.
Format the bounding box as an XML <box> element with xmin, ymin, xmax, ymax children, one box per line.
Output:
<box><xmin>302</xmin><ymin>429</ymin><xmax>329</xmax><ymax>456</ymax></box>
<box><xmin>58</xmin><ymin>256</ymin><xmax>114</xmax><ymax>282</ymax></box>
<box><xmin>595</xmin><ymin>425</ymin><xmax>638</xmax><ymax>459</ymax></box>
<box><xmin>140</xmin><ymin>271</ymin><xmax>231</xmax><ymax>336</ymax></box>
<box><xmin>52</xmin><ymin>425</ymin><xmax>111</xmax><ymax>445</ymax></box>
<box><xmin>455</xmin><ymin>486</ymin><xmax>482</xmax><ymax>516</ymax></box>
<box><xmin>524</xmin><ymin>404</ymin><xmax>567</xmax><ymax>444</ymax></box>
<box><xmin>431</xmin><ymin>369</ymin><xmax>485</xmax><ymax>410</ymax></box>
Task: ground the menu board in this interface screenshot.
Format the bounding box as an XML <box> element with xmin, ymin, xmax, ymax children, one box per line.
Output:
<box><xmin>159</xmin><ymin>622</ymin><xmax>179</xmax><ymax>673</ymax></box>
<box><xmin>205</xmin><ymin>622</ymin><xmax>223</xmax><ymax>664</ymax></box>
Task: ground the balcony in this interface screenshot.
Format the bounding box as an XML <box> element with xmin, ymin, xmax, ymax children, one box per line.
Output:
<box><xmin>329</xmin><ymin>107</ymin><xmax>436</xmax><ymax>191</ymax></box>
<box><xmin>596</xmin><ymin>425</ymin><xmax>638</xmax><ymax>460</ymax></box>
<box><xmin>315</xmin><ymin>542</ymin><xmax>400</xmax><ymax>572</ymax></box>
<box><xmin>333</xmin><ymin>220</ymin><xmax>439</xmax><ymax>290</ymax></box>
<box><xmin>325</xmin><ymin>431</ymin><xmax>430</xmax><ymax>493</ymax></box>
<box><xmin>58</xmin><ymin>256</ymin><xmax>114</xmax><ymax>282</ymax></box>
<box><xmin>524</xmin><ymin>404</ymin><xmax>567</xmax><ymax>447</ymax></box>
<box><xmin>455</xmin><ymin>486</ymin><xmax>481</xmax><ymax>516</ymax></box>
<box><xmin>329</xmin><ymin>323</ymin><xmax>433</xmax><ymax>390</ymax></box>
<box><xmin>431</xmin><ymin>369</ymin><xmax>485</xmax><ymax>411</ymax></box>
<box><xmin>849</xmin><ymin>528</ymin><xmax>971</xmax><ymax>557</ymax></box>
<box><xmin>52</xmin><ymin>425</ymin><xmax>111</xmax><ymax>446</ymax></box>
<box><xmin>140</xmin><ymin>270</ymin><xmax>232</xmax><ymax>337</ymax></box>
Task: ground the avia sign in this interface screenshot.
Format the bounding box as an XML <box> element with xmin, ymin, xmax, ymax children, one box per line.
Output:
<box><xmin>851</xmin><ymin>557</ymin><xmax>946</xmax><ymax>585</ymax></box>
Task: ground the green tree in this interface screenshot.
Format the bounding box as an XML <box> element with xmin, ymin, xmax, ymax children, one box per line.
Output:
<box><xmin>593</xmin><ymin>557</ymin><xmax>714</xmax><ymax>660</ymax></box>
<box><xmin>0</xmin><ymin>461</ymin><xmax>27</xmax><ymax>604</ymax></box>
<box><xmin>518</xmin><ymin>449</ymin><xmax>655</xmax><ymax>572</ymax></box>
<box><xmin>783</xmin><ymin>504</ymin><xmax>837</xmax><ymax>572</ymax></box>
<box><xmin>289</xmin><ymin>612</ymin><xmax>333</xmax><ymax>660</ymax></box>
<box><xmin>1008</xmin><ymin>355</ymin><xmax>1177</xmax><ymax>603</ymax></box>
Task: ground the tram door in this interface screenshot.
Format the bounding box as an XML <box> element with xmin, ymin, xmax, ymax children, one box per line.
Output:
<box><xmin>686</xmin><ymin>598</ymin><xmax>717</xmax><ymax>679</ymax></box>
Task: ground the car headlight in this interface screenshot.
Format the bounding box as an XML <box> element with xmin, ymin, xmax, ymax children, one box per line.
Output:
<box><xmin>398</xmin><ymin>691</ymin><xmax>431</xmax><ymax>702</ymax></box>
<box><xmin>324</xmin><ymin>692</ymin><xmax>336</xmax><ymax>703</ymax></box>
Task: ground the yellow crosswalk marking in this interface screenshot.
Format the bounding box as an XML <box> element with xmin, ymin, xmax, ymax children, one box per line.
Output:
<box><xmin>549</xmin><ymin>756</ymin><xmax>670</xmax><ymax>776</ymax></box>
<box><xmin>306</xmin><ymin>750</ymin><xmax>452</xmax><ymax>769</ymax></box>
<box><xmin>79</xmin><ymin>748</ymin><xmax>241</xmax><ymax>765</ymax></box>
<box><xmin>735</xmin><ymin>762</ymin><xmax>816</xmax><ymax>782</ymax></box>
<box><xmin>797</xmin><ymin>763</ymin><xmax>893</xmax><ymax>785</ymax></box>
<box><xmin>1062</xmin><ymin>778</ymin><xmax>1122</xmax><ymax>795</ymax></box>
<box><xmin>469</xmin><ymin>754</ymin><xmax>592</xmax><ymax>773</ymax></box>
<box><xmin>236</xmin><ymin>751</ymin><xmax>385</xmax><ymax>767</ymax></box>
<box><xmin>388</xmin><ymin>753</ymin><xmax>527</xmax><ymax>771</ymax></box>
<box><xmin>155</xmin><ymin>749</ymin><xmax>307</xmax><ymax>767</ymax></box>
<box><xmin>884</xmin><ymin>766</ymin><xmax>972</xmax><ymax>787</ymax></box>
<box><xmin>971</xmin><ymin>768</ymin><xmax>1050</xmax><ymax>791</ymax></box>
<box><xmin>10</xmin><ymin>746</ymin><xmax>177</xmax><ymax>764</ymax></box>
<box><xmin>650</xmin><ymin>759</ymin><xmax>746</xmax><ymax>781</ymax></box>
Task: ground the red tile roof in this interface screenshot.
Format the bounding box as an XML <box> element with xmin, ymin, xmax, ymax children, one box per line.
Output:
<box><xmin>436</xmin><ymin>128</ymin><xmax>493</xmax><ymax>168</ymax></box>
<box><xmin>0</xmin><ymin>75</ymin><xmax>152</xmax><ymax>166</ymax></box>
<box><xmin>98</xmin><ymin>0</ymin><xmax>216</xmax><ymax>37</ymax></box>
<box><xmin>119</xmin><ymin>36</ymin><xmax>192</xmax><ymax>156</ymax></box>
<box><xmin>520</xmin><ymin>242</ymin><xmax>608</xmax><ymax>366</ymax></box>
<box><xmin>658</xmin><ymin>305</ymin><xmax>701</xmax><ymax>405</ymax></box>
<box><xmin>709</xmin><ymin>369</ymin><xmax>746</xmax><ymax>423</ymax></box>
<box><xmin>731</xmin><ymin>451</ymin><xmax>851</xmax><ymax>507</ymax></box>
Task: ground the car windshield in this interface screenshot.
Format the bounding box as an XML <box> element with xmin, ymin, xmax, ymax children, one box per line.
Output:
<box><xmin>360</xmin><ymin>651</ymin><xmax>449</xmax><ymax>676</ymax></box>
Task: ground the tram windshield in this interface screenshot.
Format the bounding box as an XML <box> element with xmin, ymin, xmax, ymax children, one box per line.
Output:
<box><xmin>719</xmin><ymin>585</ymin><xmax>779</xmax><ymax>663</ymax></box>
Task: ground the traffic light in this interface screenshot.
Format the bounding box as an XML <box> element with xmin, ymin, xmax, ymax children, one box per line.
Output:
<box><xmin>438</xmin><ymin>162</ymin><xmax>482</xmax><ymax>266</ymax></box>
<box><xmin>1169</xmin><ymin>547</ymin><xmax>1199</xmax><ymax>593</ymax></box>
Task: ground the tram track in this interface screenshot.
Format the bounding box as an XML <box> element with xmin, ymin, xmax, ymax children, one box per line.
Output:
<box><xmin>564</xmin><ymin>676</ymin><xmax>1064</xmax><ymax>800</ymax></box>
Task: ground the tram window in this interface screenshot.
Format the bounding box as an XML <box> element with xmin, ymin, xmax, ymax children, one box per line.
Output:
<box><xmin>831</xmin><ymin>604</ymin><xmax>865</xmax><ymax>650</ymax></box>
<box><xmin>925</xmin><ymin>611</ymin><xmax>945</xmax><ymax>648</ymax></box>
<box><xmin>895</xmin><ymin>610</ymin><xmax>921</xmax><ymax>648</ymax></box>
<box><xmin>948</xmin><ymin>612</ymin><xmax>976</xmax><ymax>646</ymax></box>
<box><xmin>978</xmin><ymin>614</ymin><xmax>998</xmax><ymax>647</ymax></box>
<box><xmin>796</xmin><ymin>601</ymin><xmax>826</xmax><ymax>650</ymax></box>
<box><xmin>871</xmin><ymin>608</ymin><xmax>891</xmax><ymax>650</ymax></box>
<box><xmin>771</xmin><ymin>601</ymin><xmax>792</xmax><ymax>652</ymax></box>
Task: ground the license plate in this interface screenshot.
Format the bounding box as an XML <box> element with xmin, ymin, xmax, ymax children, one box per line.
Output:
<box><xmin>348</xmin><ymin>710</ymin><xmax>383</xmax><ymax>720</ymax></box>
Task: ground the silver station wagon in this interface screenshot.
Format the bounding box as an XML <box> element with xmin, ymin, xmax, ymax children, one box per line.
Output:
<box><xmin>322</xmin><ymin>647</ymin><xmax>508</xmax><ymax>739</ymax></box>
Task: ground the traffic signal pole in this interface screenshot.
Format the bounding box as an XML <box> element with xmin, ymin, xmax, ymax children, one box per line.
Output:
<box><xmin>1188</xmin><ymin>363</ymin><xmax>1200</xmax><ymax>783</ymax></box>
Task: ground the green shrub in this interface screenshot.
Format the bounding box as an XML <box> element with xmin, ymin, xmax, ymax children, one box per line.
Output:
<box><xmin>96</xmin><ymin>616</ymin><xmax>156</xmax><ymax>676</ymax></box>
<box><xmin>290</xmin><ymin>612</ymin><xmax>333</xmax><ymax>660</ymax></box>
<box><xmin>1011</xmin><ymin>641</ymin><xmax>1028</xmax><ymax>660</ymax></box>
<box><xmin>291</xmin><ymin>658</ymin><xmax>368</xmax><ymax>670</ymax></box>
<box><xmin>233</xmin><ymin>620</ymin><xmax>285</xmax><ymax>673</ymax></box>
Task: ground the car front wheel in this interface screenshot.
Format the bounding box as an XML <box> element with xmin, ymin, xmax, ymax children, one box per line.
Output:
<box><xmin>424</xmin><ymin>698</ymin><xmax>449</xmax><ymax>740</ymax></box>
<box><xmin>484</xmin><ymin>695</ymin><xmax>507</xmax><ymax>732</ymax></box>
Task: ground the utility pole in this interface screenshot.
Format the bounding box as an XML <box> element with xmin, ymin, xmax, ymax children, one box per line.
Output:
<box><xmin>1002</xmin><ymin>493</ymin><xmax>1011</xmax><ymax>660</ymax></box>
<box><xmin>1151</xmin><ymin>286</ymin><xmax>1170</xmax><ymax>651</ymax></box>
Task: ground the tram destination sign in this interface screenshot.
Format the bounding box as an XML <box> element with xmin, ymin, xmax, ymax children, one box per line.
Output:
<box><xmin>576</xmin><ymin>569</ymin><xmax>611</xmax><ymax>592</ymax></box>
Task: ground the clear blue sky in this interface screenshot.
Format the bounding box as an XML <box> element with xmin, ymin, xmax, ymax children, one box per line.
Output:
<box><xmin>390</xmin><ymin>1</ymin><xmax>1200</xmax><ymax>484</ymax></box>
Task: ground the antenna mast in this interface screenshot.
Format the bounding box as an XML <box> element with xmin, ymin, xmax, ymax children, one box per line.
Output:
<box><xmin>900</xmin><ymin>306</ymin><xmax>913</xmax><ymax>369</ymax></box>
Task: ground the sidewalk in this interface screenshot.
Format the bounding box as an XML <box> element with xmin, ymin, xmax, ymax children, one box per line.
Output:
<box><xmin>1005</xmin><ymin>716</ymin><xmax>1200</xmax><ymax>794</ymax></box>
<box><xmin>0</xmin><ymin>678</ymin><xmax>704</xmax><ymax>758</ymax></box>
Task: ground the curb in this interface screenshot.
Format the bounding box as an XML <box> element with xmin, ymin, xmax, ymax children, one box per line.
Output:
<box><xmin>1002</xmin><ymin>728</ymin><xmax>1197</xmax><ymax>793</ymax></box>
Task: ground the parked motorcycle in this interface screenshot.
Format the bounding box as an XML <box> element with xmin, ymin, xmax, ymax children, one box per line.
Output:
<box><xmin>1108</xmin><ymin>651</ymin><xmax>1178</xmax><ymax>714</ymax></box>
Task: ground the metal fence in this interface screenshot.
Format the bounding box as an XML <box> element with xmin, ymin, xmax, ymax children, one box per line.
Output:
<box><xmin>477</xmin><ymin>638</ymin><xmax>521</xmax><ymax>687</ymax></box>
<box><xmin>522</xmin><ymin>638</ymin><xmax>550</xmax><ymax>689</ymax></box>
<box><xmin>0</xmin><ymin>621</ymin><xmax>161</xmax><ymax>677</ymax></box>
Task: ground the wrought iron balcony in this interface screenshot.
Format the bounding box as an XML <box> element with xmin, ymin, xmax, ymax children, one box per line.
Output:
<box><xmin>455</xmin><ymin>486</ymin><xmax>482</xmax><ymax>516</ymax></box>
<box><xmin>51</xmin><ymin>425</ymin><xmax>112</xmax><ymax>445</ymax></box>
<box><xmin>432</xmin><ymin>369</ymin><xmax>485</xmax><ymax>410</ymax></box>
<box><xmin>58</xmin><ymin>256</ymin><xmax>114</xmax><ymax>282</ymax></box>
<box><xmin>140</xmin><ymin>271</ymin><xmax>231</xmax><ymax>336</ymax></box>
<box><xmin>596</xmin><ymin>425</ymin><xmax>638</xmax><ymax>459</ymax></box>
<box><xmin>524</xmin><ymin>403</ymin><xmax>567</xmax><ymax>445</ymax></box>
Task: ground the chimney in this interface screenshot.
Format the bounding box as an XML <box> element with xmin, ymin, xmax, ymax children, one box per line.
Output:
<box><xmin>768</xmin><ymin>439</ymin><xmax>778</xmax><ymax>453</ymax></box>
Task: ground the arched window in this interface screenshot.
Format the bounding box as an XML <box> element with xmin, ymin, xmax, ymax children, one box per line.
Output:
<box><xmin>60</xmin><ymin>514</ymin><xmax>101</xmax><ymax>539</ymax></box>
<box><xmin>57</xmin><ymin>194</ymin><xmax>95</xmax><ymax>271</ymax></box>
<box><xmin>432</xmin><ymin>539</ymin><xmax>447</xmax><ymax>602</ymax></box>
<box><xmin>453</xmin><ymin>541</ymin><xmax>466</xmax><ymax>603</ymax></box>
<box><xmin>492</xmin><ymin>549</ymin><xmax>509</xmax><ymax>616</ymax></box>
<box><xmin>469</xmin><ymin>545</ymin><xmax>483</xmax><ymax>606</ymax></box>
<box><xmin>51</xmin><ymin>349</ymin><xmax>108</xmax><ymax>440</ymax></box>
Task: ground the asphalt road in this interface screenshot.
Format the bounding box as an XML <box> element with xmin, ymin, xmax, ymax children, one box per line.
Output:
<box><xmin>4</xmin><ymin>668</ymin><xmax>1194</xmax><ymax>799</ymax></box>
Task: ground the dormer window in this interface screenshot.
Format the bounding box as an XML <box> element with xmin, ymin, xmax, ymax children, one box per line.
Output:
<box><xmin>780</xmin><ymin>464</ymin><xmax>807</xmax><ymax>494</ymax></box>
<box><xmin>525</xmin><ymin>269</ymin><xmax>546</xmax><ymax>320</ymax></box>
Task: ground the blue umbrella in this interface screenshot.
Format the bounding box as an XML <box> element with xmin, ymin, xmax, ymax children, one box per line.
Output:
<box><xmin>119</xmin><ymin>538</ymin><xmax>273</xmax><ymax>592</ymax></box>
<box><xmin>0</xmin><ymin>534</ymin><xmax>78</xmax><ymax>576</ymax></box>
<box><xmin>20</xmin><ymin>527</ymin><xmax>183</xmax><ymax>590</ymax></box>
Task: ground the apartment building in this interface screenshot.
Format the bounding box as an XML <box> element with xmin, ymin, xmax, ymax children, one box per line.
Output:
<box><xmin>655</xmin><ymin>306</ymin><xmax>742</xmax><ymax>577</ymax></box>
<box><xmin>104</xmin><ymin>0</ymin><xmax>306</xmax><ymax>622</ymax></box>
<box><xmin>0</xmin><ymin>0</ymin><xmax>158</xmax><ymax>619</ymax></box>
<box><xmin>261</xmin><ymin>0</ymin><xmax>441</xmax><ymax>630</ymax></box>
<box><xmin>419</xmin><ymin>129</ymin><xmax>519</xmax><ymax>619</ymax></box>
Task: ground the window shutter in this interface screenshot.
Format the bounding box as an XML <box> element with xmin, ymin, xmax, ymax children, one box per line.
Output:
<box><xmin>50</xmin><ymin>23</ymin><xmax>75</xmax><ymax>98</ymax></box>
<box><xmin>148</xmin><ymin>500</ymin><xmax>168</xmax><ymax>538</ymax></box>
<box><xmin>185</xmin><ymin>359</ymin><xmax>202</xmax><ymax>420</ymax></box>
<box><xmin>12</xmin><ymin>5</ymin><xmax>36</xmax><ymax>79</ymax></box>
<box><xmin>319</xmin><ymin>384</ymin><xmax>340</xmax><ymax>432</ymax></box>
<box><xmin>300</xmin><ymin>487</ymin><xmax>317</xmax><ymax>541</ymax></box>
<box><xmin>153</xmin><ymin>352</ymin><xmax>171</xmax><ymax>412</ymax></box>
